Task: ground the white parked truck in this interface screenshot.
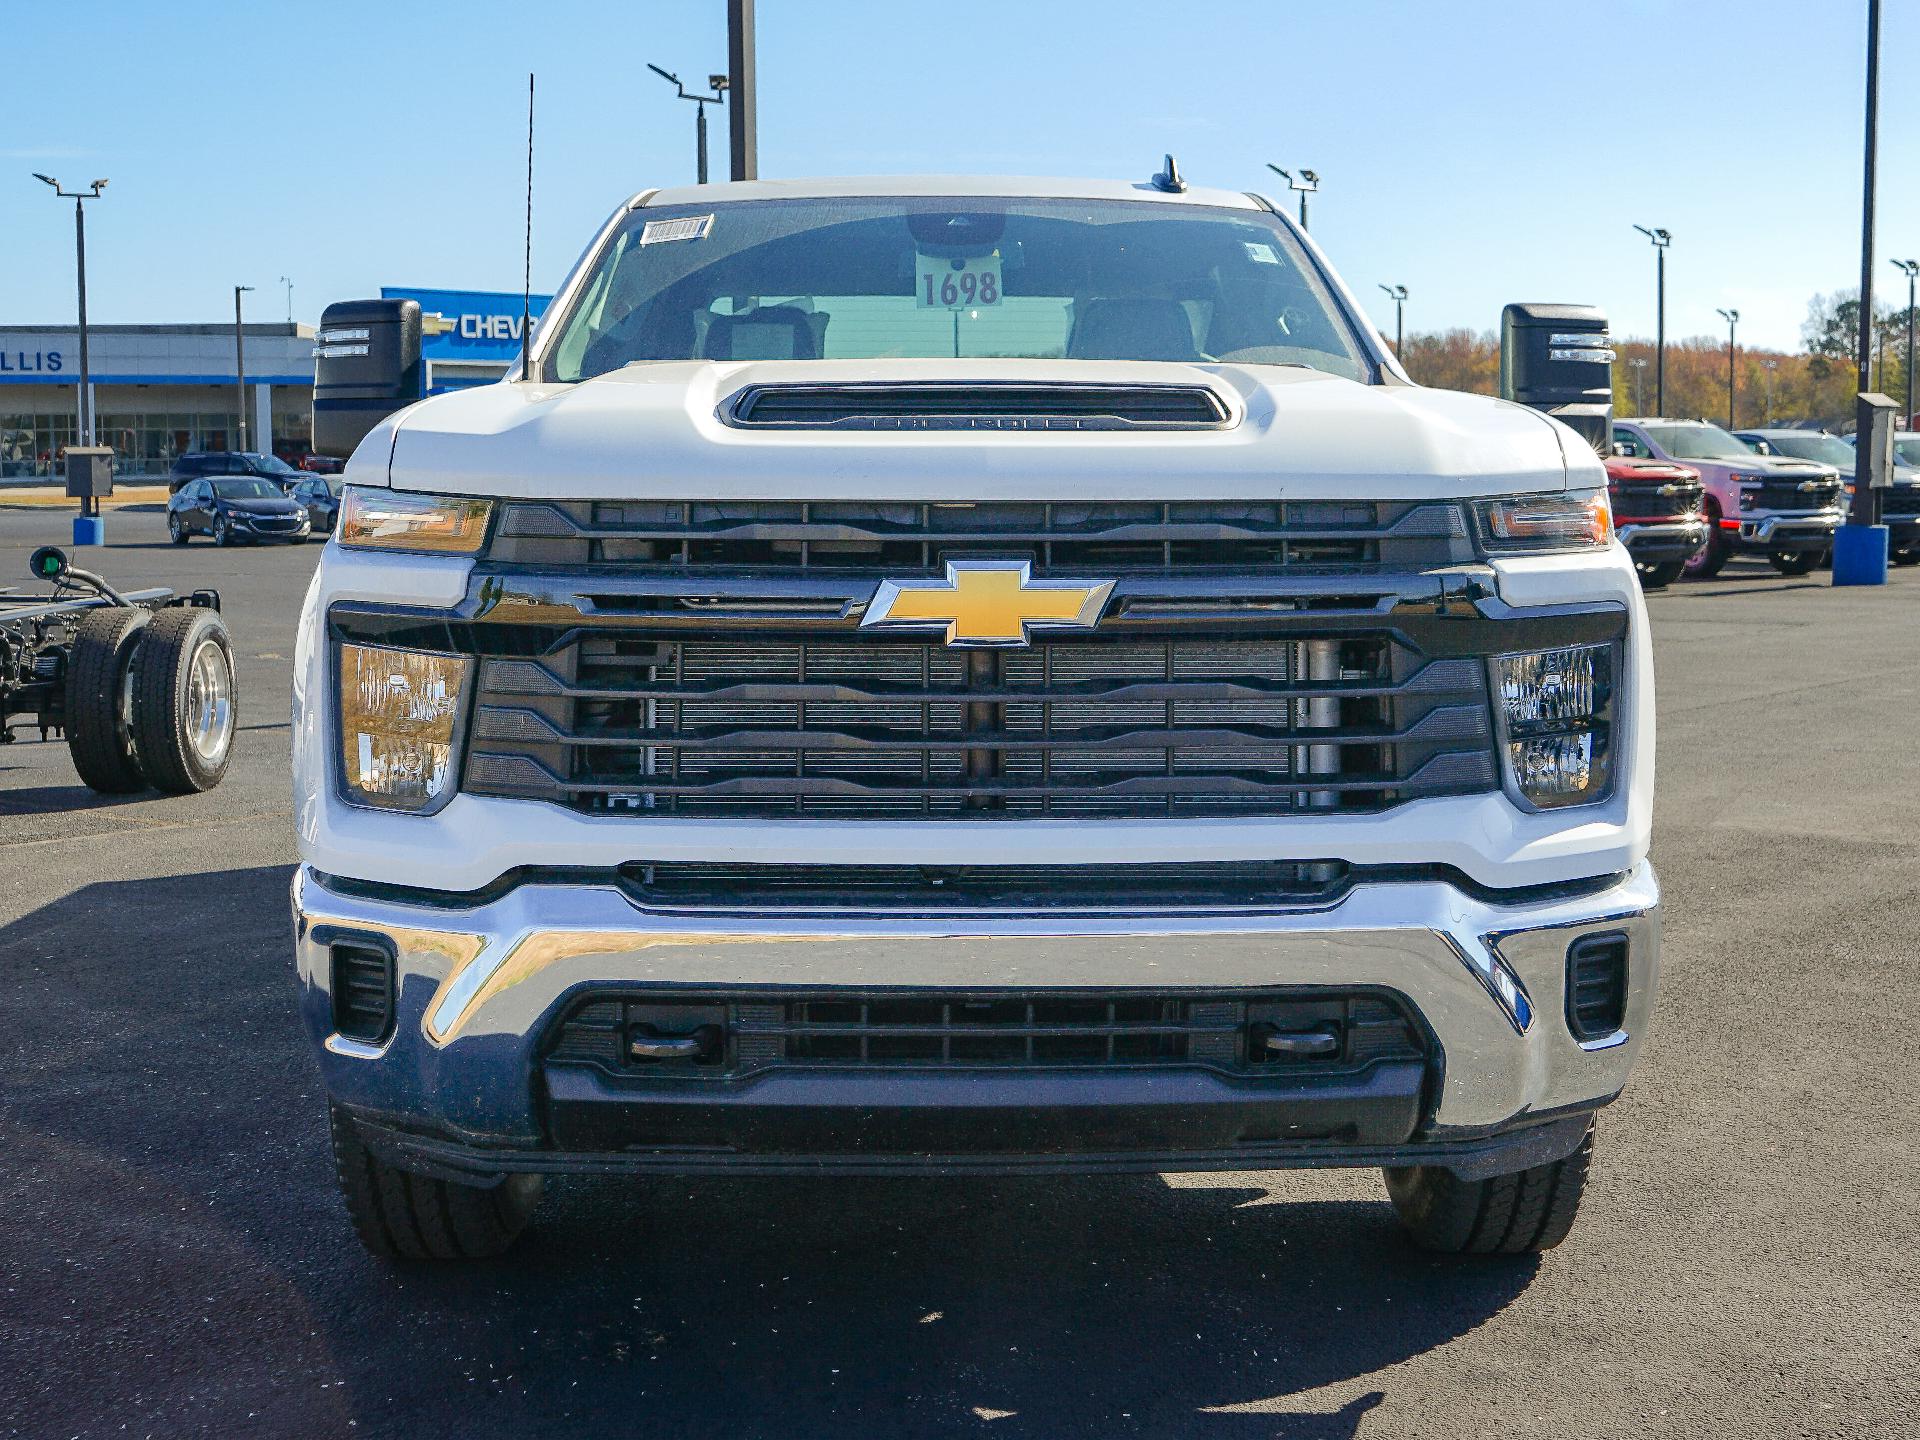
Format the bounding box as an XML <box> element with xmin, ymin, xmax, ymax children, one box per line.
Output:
<box><xmin>295</xmin><ymin>171</ymin><xmax>1658</xmax><ymax>1260</ymax></box>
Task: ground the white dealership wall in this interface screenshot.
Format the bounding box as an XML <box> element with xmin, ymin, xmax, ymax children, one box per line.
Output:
<box><xmin>0</xmin><ymin>323</ymin><xmax>317</xmax><ymax>479</ymax></box>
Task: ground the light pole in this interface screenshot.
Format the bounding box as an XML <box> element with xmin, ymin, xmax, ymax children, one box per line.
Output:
<box><xmin>1762</xmin><ymin>358</ymin><xmax>1779</xmax><ymax>424</ymax></box>
<box><xmin>1716</xmin><ymin>307</ymin><xmax>1739</xmax><ymax>429</ymax></box>
<box><xmin>647</xmin><ymin>63</ymin><xmax>727</xmax><ymax>184</ymax></box>
<box><xmin>1893</xmin><ymin>259</ymin><xmax>1918</xmax><ymax>425</ymax></box>
<box><xmin>1378</xmin><ymin>284</ymin><xmax>1407</xmax><ymax>355</ymax></box>
<box><xmin>279</xmin><ymin>274</ymin><xmax>293</xmax><ymax>325</ymax></box>
<box><xmin>233</xmin><ymin>285</ymin><xmax>254</xmax><ymax>452</ymax></box>
<box><xmin>1628</xmin><ymin>356</ymin><xmax>1648</xmax><ymax>415</ymax></box>
<box><xmin>32</xmin><ymin>174</ymin><xmax>107</xmax><ymax>448</ymax></box>
<box><xmin>1266</xmin><ymin>165</ymin><xmax>1319</xmax><ymax>231</ymax></box>
<box><xmin>1634</xmin><ymin>225</ymin><xmax>1671</xmax><ymax>416</ymax></box>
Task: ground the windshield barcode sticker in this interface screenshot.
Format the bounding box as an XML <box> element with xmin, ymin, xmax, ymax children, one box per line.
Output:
<box><xmin>641</xmin><ymin>215</ymin><xmax>714</xmax><ymax>245</ymax></box>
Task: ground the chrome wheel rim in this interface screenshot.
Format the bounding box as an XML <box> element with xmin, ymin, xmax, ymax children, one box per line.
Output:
<box><xmin>185</xmin><ymin>639</ymin><xmax>234</xmax><ymax>763</ymax></box>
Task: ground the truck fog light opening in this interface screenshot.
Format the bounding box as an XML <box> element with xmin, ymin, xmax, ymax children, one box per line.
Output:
<box><xmin>338</xmin><ymin>642</ymin><xmax>470</xmax><ymax>811</ymax></box>
<box><xmin>1494</xmin><ymin>644</ymin><xmax>1614</xmax><ymax>808</ymax></box>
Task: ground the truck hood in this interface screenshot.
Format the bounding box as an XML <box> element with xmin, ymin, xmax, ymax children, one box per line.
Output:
<box><xmin>351</xmin><ymin>360</ymin><xmax>1586</xmax><ymax>502</ymax></box>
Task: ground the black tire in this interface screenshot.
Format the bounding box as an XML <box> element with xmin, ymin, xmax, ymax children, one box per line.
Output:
<box><xmin>1639</xmin><ymin>559</ymin><xmax>1685</xmax><ymax>589</ymax></box>
<box><xmin>131</xmin><ymin>607</ymin><xmax>236</xmax><ymax>794</ymax></box>
<box><xmin>1768</xmin><ymin>549</ymin><xmax>1821</xmax><ymax>576</ymax></box>
<box><xmin>64</xmin><ymin>607</ymin><xmax>150</xmax><ymax>793</ymax></box>
<box><xmin>1683</xmin><ymin>505</ymin><xmax>1729</xmax><ymax>578</ymax></box>
<box><xmin>1384</xmin><ymin>1123</ymin><xmax>1593</xmax><ymax>1254</ymax></box>
<box><xmin>213</xmin><ymin>513</ymin><xmax>235</xmax><ymax>546</ymax></box>
<box><xmin>168</xmin><ymin>513</ymin><xmax>190</xmax><ymax>545</ymax></box>
<box><xmin>1892</xmin><ymin>547</ymin><xmax>1920</xmax><ymax>567</ymax></box>
<box><xmin>329</xmin><ymin>1103</ymin><xmax>542</xmax><ymax>1261</ymax></box>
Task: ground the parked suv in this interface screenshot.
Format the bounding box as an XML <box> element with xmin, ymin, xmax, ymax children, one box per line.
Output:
<box><xmin>1750</xmin><ymin>428</ymin><xmax>1920</xmax><ymax>567</ymax></box>
<box><xmin>1604</xmin><ymin>452</ymin><xmax>1707</xmax><ymax>587</ymax></box>
<box><xmin>1613</xmin><ymin>419</ymin><xmax>1841</xmax><ymax>577</ymax></box>
<box><xmin>167</xmin><ymin>450</ymin><xmax>308</xmax><ymax>495</ymax></box>
<box><xmin>296</xmin><ymin>173</ymin><xmax>1659</xmax><ymax>1262</ymax></box>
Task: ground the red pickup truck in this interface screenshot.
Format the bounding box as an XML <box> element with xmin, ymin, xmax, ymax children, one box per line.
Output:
<box><xmin>1605</xmin><ymin>454</ymin><xmax>1709</xmax><ymax>587</ymax></box>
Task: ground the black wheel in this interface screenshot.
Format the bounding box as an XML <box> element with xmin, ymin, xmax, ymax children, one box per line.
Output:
<box><xmin>330</xmin><ymin>1103</ymin><xmax>542</xmax><ymax>1260</ymax></box>
<box><xmin>168</xmin><ymin>513</ymin><xmax>190</xmax><ymax>545</ymax></box>
<box><xmin>1683</xmin><ymin>506</ymin><xmax>1728</xmax><ymax>578</ymax></box>
<box><xmin>1639</xmin><ymin>559</ymin><xmax>1685</xmax><ymax>589</ymax></box>
<box><xmin>1892</xmin><ymin>547</ymin><xmax>1920</xmax><ymax>567</ymax></box>
<box><xmin>1768</xmin><ymin>549</ymin><xmax>1821</xmax><ymax>576</ymax></box>
<box><xmin>64</xmin><ymin>607</ymin><xmax>150</xmax><ymax>793</ymax></box>
<box><xmin>131</xmin><ymin>607</ymin><xmax>236</xmax><ymax>794</ymax></box>
<box><xmin>1384</xmin><ymin>1123</ymin><xmax>1593</xmax><ymax>1254</ymax></box>
<box><xmin>213</xmin><ymin>513</ymin><xmax>235</xmax><ymax>546</ymax></box>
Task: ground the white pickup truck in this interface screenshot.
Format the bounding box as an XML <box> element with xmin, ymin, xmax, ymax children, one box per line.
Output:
<box><xmin>295</xmin><ymin>171</ymin><xmax>1658</xmax><ymax>1261</ymax></box>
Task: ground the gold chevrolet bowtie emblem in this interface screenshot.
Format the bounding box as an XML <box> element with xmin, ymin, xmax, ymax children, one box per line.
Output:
<box><xmin>862</xmin><ymin>560</ymin><xmax>1114</xmax><ymax>648</ymax></box>
<box><xmin>419</xmin><ymin>311</ymin><xmax>457</xmax><ymax>337</ymax></box>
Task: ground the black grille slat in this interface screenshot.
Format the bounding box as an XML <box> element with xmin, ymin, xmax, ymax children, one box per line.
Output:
<box><xmin>544</xmin><ymin>990</ymin><xmax>1428</xmax><ymax>1077</ymax></box>
<box><xmin>486</xmin><ymin>497</ymin><xmax>1474</xmax><ymax>574</ymax></box>
<box><xmin>1751</xmin><ymin>479</ymin><xmax>1842</xmax><ymax>511</ymax></box>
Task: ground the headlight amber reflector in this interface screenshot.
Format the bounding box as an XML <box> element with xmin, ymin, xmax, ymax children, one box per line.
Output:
<box><xmin>338</xmin><ymin>643</ymin><xmax>470</xmax><ymax>811</ymax></box>
<box><xmin>1478</xmin><ymin>492</ymin><xmax>1612</xmax><ymax>550</ymax></box>
<box><xmin>1494</xmin><ymin>644</ymin><xmax>1614</xmax><ymax>808</ymax></box>
<box><xmin>338</xmin><ymin>487</ymin><xmax>493</xmax><ymax>554</ymax></box>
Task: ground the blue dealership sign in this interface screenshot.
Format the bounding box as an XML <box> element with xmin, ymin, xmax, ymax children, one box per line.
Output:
<box><xmin>379</xmin><ymin>287</ymin><xmax>553</xmax><ymax>364</ymax></box>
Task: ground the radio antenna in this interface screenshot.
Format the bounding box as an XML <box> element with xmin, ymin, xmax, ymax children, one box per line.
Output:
<box><xmin>520</xmin><ymin>72</ymin><xmax>535</xmax><ymax>379</ymax></box>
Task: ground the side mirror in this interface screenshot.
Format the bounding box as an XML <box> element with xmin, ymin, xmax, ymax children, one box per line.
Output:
<box><xmin>312</xmin><ymin>299</ymin><xmax>425</xmax><ymax>460</ymax></box>
<box><xmin>1499</xmin><ymin>302</ymin><xmax>1613</xmax><ymax>457</ymax></box>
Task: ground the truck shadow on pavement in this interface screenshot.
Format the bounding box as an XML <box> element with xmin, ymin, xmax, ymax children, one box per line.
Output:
<box><xmin>0</xmin><ymin>866</ymin><xmax>1537</xmax><ymax>1440</ymax></box>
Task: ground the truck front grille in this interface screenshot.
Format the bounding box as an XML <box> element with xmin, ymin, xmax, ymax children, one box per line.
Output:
<box><xmin>545</xmin><ymin>989</ymin><xmax>1428</xmax><ymax>1078</ymax></box>
<box><xmin>1611</xmin><ymin>480</ymin><xmax>1703</xmax><ymax>520</ymax></box>
<box><xmin>1751</xmin><ymin>478</ymin><xmax>1841</xmax><ymax>512</ymax></box>
<box><xmin>462</xmin><ymin>632</ymin><xmax>1497</xmax><ymax>818</ymax></box>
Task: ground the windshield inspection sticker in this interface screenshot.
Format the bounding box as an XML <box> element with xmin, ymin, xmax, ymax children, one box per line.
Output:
<box><xmin>916</xmin><ymin>251</ymin><xmax>1003</xmax><ymax>309</ymax></box>
<box><xmin>641</xmin><ymin>214</ymin><xmax>715</xmax><ymax>245</ymax></box>
<box><xmin>1243</xmin><ymin>241</ymin><xmax>1281</xmax><ymax>265</ymax></box>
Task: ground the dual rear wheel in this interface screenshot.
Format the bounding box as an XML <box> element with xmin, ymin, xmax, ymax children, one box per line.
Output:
<box><xmin>63</xmin><ymin>606</ymin><xmax>235</xmax><ymax>794</ymax></box>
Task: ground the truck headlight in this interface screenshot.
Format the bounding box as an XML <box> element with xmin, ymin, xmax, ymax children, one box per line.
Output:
<box><xmin>339</xmin><ymin>487</ymin><xmax>493</xmax><ymax>554</ymax></box>
<box><xmin>338</xmin><ymin>642</ymin><xmax>470</xmax><ymax>811</ymax></box>
<box><xmin>1493</xmin><ymin>644</ymin><xmax>1614</xmax><ymax>809</ymax></box>
<box><xmin>1477</xmin><ymin>492</ymin><xmax>1612</xmax><ymax>552</ymax></box>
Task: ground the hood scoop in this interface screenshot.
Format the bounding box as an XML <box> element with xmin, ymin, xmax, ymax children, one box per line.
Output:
<box><xmin>724</xmin><ymin>381</ymin><xmax>1233</xmax><ymax>432</ymax></box>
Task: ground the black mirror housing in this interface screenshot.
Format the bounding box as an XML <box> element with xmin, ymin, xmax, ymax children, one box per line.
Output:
<box><xmin>1500</xmin><ymin>303</ymin><xmax>1613</xmax><ymax>458</ymax></box>
<box><xmin>312</xmin><ymin>299</ymin><xmax>425</xmax><ymax>460</ymax></box>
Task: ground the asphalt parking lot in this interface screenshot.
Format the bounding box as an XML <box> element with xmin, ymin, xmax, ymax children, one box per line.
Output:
<box><xmin>2</xmin><ymin>501</ymin><xmax>1916</xmax><ymax>1440</ymax></box>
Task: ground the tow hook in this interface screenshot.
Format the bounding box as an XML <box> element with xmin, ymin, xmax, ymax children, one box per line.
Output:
<box><xmin>629</xmin><ymin>1025</ymin><xmax>722</xmax><ymax>1062</ymax></box>
<box><xmin>1256</xmin><ymin>1025</ymin><xmax>1341</xmax><ymax>1059</ymax></box>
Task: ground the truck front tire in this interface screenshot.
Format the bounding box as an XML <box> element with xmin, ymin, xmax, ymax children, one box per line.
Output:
<box><xmin>329</xmin><ymin>1104</ymin><xmax>543</xmax><ymax>1261</ymax></box>
<box><xmin>1383</xmin><ymin>1123</ymin><xmax>1593</xmax><ymax>1254</ymax></box>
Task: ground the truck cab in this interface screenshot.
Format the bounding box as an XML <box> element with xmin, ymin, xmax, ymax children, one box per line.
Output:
<box><xmin>295</xmin><ymin>173</ymin><xmax>1659</xmax><ymax>1261</ymax></box>
<box><xmin>1613</xmin><ymin>418</ymin><xmax>1842</xmax><ymax>577</ymax></box>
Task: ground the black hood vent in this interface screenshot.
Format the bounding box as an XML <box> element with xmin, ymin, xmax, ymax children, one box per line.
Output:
<box><xmin>726</xmin><ymin>382</ymin><xmax>1232</xmax><ymax>431</ymax></box>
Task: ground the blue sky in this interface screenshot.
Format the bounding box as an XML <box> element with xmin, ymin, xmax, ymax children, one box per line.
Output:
<box><xmin>4</xmin><ymin>0</ymin><xmax>1913</xmax><ymax>351</ymax></box>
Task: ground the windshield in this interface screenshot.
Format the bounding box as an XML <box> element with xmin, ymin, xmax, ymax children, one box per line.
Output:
<box><xmin>543</xmin><ymin>197</ymin><xmax>1370</xmax><ymax>383</ymax></box>
<box><xmin>1643</xmin><ymin>423</ymin><xmax>1758</xmax><ymax>461</ymax></box>
<box><xmin>245</xmin><ymin>453</ymin><xmax>300</xmax><ymax>476</ymax></box>
<box><xmin>1758</xmin><ymin>433</ymin><xmax>1855</xmax><ymax>467</ymax></box>
<box><xmin>211</xmin><ymin>478</ymin><xmax>283</xmax><ymax>500</ymax></box>
<box><xmin>1896</xmin><ymin>437</ymin><xmax>1920</xmax><ymax>467</ymax></box>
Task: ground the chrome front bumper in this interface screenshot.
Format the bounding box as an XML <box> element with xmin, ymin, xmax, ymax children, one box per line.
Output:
<box><xmin>293</xmin><ymin>862</ymin><xmax>1660</xmax><ymax>1159</ymax></box>
<box><xmin>1737</xmin><ymin>512</ymin><xmax>1839</xmax><ymax>547</ymax></box>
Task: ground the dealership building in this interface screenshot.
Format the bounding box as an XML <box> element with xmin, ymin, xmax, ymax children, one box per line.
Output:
<box><xmin>0</xmin><ymin>287</ymin><xmax>547</xmax><ymax>481</ymax></box>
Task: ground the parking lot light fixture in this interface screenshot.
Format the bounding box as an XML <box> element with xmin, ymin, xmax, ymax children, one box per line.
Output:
<box><xmin>1378</xmin><ymin>284</ymin><xmax>1408</xmax><ymax>356</ymax></box>
<box><xmin>1267</xmin><ymin>164</ymin><xmax>1319</xmax><ymax>231</ymax></box>
<box><xmin>1762</xmin><ymin>358</ymin><xmax>1779</xmax><ymax>425</ymax></box>
<box><xmin>33</xmin><ymin>174</ymin><xmax>108</xmax><ymax>448</ymax></box>
<box><xmin>647</xmin><ymin>63</ymin><xmax>726</xmax><ymax>184</ymax></box>
<box><xmin>1633</xmin><ymin>225</ymin><xmax>1671</xmax><ymax>415</ymax></box>
<box><xmin>233</xmin><ymin>285</ymin><xmax>254</xmax><ymax>452</ymax></box>
<box><xmin>1892</xmin><ymin>258</ymin><xmax>1918</xmax><ymax>425</ymax></box>
<box><xmin>1715</xmin><ymin>308</ymin><xmax>1739</xmax><ymax>429</ymax></box>
<box><xmin>1627</xmin><ymin>356</ymin><xmax>1647</xmax><ymax>416</ymax></box>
